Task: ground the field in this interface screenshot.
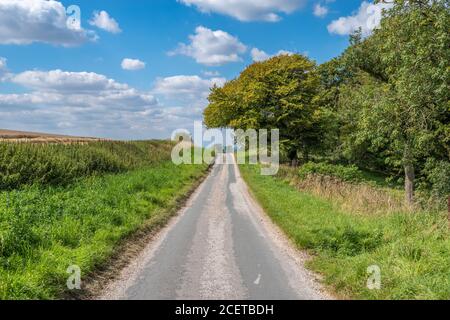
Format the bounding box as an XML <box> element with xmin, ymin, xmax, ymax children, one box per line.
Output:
<box><xmin>0</xmin><ymin>140</ymin><xmax>209</xmax><ymax>299</ymax></box>
<box><xmin>0</xmin><ymin>129</ymin><xmax>102</xmax><ymax>143</ymax></box>
<box><xmin>0</xmin><ymin>140</ymin><xmax>175</xmax><ymax>189</ymax></box>
<box><xmin>240</xmin><ymin>164</ymin><xmax>450</xmax><ymax>300</ymax></box>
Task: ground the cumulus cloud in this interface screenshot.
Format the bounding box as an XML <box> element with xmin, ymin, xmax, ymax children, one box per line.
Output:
<box><xmin>0</xmin><ymin>100</ymin><xmax>191</xmax><ymax>140</ymax></box>
<box><xmin>89</xmin><ymin>11</ymin><xmax>122</xmax><ymax>34</ymax></box>
<box><xmin>328</xmin><ymin>1</ymin><xmax>393</xmax><ymax>36</ymax></box>
<box><xmin>0</xmin><ymin>57</ymin><xmax>6</xmax><ymax>70</ymax></box>
<box><xmin>202</xmin><ymin>70</ymin><xmax>221</xmax><ymax>77</ymax></box>
<box><xmin>121</xmin><ymin>58</ymin><xmax>146</xmax><ymax>71</ymax></box>
<box><xmin>153</xmin><ymin>75</ymin><xmax>226</xmax><ymax>101</ymax></box>
<box><xmin>11</xmin><ymin>70</ymin><xmax>130</xmax><ymax>93</ymax></box>
<box><xmin>151</xmin><ymin>75</ymin><xmax>227</xmax><ymax>133</ymax></box>
<box><xmin>0</xmin><ymin>70</ymin><xmax>222</xmax><ymax>139</ymax></box>
<box><xmin>6</xmin><ymin>70</ymin><xmax>157</xmax><ymax>115</ymax></box>
<box><xmin>0</xmin><ymin>57</ymin><xmax>7</xmax><ymax>78</ymax></box>
<box><xmin>169</xmin><ymin>26</ymin><xmax>247</xmax><ymax>66</ymax></box>
<box><xmin>0</xmin><ymin>69</ymin><xmax>164</xmax><ymax>138</ymax></box>
<box><xmin>178</xmin><ymin>0</ymin><xmax>306</xmax><ymax>22</ymax></box>
<box><xmin>0</xmin><ymin>0</ymin><xmax>95</xmax><ymax>46</ymax></box>
<box><xmin>250</xmin><ymin>48</ymin><xmax>271</xmax><ymax>62</ymax></box>
<box><xmin>251</xmin><ymin>48</ymin><xmax>295</xmax><ymax>62</ymax></box>
<box><xmin>313</xmin><ymin>4</ymin><xmax>329</xmax><ymax>18</ymax></box>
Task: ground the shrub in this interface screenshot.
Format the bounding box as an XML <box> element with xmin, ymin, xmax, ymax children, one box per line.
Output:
<box><xmin>425</xmin><ymin>160</ymin><xmax>450</xmax><ymax>198</ymax></box>
<box><xmin>298</xmin><ymin>162</ymin><xmax>364</xmax><ymax>182</ymax></box>
<box><xmin>418</xmin><ymin>160</ymin><xmax>450</xmax><ymax>209</ymax></box>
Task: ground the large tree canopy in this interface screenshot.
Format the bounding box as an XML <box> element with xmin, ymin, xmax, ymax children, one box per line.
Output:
<box><xmin>342</xmin><ymin>0</ymin><xmax>450</xmax><ymax>204</ymax></box>
<box><xmin>204</xmin><ymin>54</ymin><xmax>324</xmax><ymax>162</ymax></box>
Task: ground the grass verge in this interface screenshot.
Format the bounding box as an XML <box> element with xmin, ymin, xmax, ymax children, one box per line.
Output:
<box><xmin>0</xmin><ymin>161</ymin><xmax>208</xmax><ymax>299</ymax></box>
<box><xmin>240</xmin><ymin>164</ymin><xmax>450</xmax><ymax>300</ymax></box>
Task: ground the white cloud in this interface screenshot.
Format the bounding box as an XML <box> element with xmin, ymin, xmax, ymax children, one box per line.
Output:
<box><xmin>251</xmin><ymin>48</ymin><xmax>295</xmax><ymax>62</ymax></box>
<box><xmin>153</xmin><ymin>75</ymin><xmax>226</xmax><ymax>101</ymax></box>
<box><xmin>170</xmin><ymin>26</ymin><xmax>247</xmax><ymax>66</ymax></box>
<box><xmin>202</xmin><ymin>70</ymin><xmax>221</xmax><ymax>77</ymax></box>
<box><xmin>0</xmin><ymin>69</ymin><xmax>160</xmax><ymax>137</ymax></box>
<box><xmin>0</xmin><ymin>70</ymin><xmax>223</xmax><ymax>139</ymax></box>
<box><xmin>11</xmin><ymin>70</ymin><xmax>130</xmax><ymax>94</ymax></box>
<box><xmin>251</xmin><ymin>48</ymin><xmax>271</xmax><ymax>62</ymax></box>
<box><xmin>179</xmin><ymin>0</ymin><xmax>306</xmax><ymax>22</ymax></box>
<box><xmin>0</xmin><ymin>100</ymin><xmax>190</xmax><ymax>140</ymax></box>
<box><xmin>0</xmin><ymin>57</ymin><xmax>6</xmax><ymax>70</ymax></box>
<box><xmin>313</xmin><ymin>4</ymin><xmax>328</xmax><ymax>18</ymax></box>
<box><xmin>0</xmin><ymin>57</ymin><xmax>7</xmax><ymax>79</ymax></box>
<box><xmin>8</xmin><ymin>71</ymin><xmax>156</xmax><ymax>112</ymax></box>
<box><xmin>152</xmin><ymin>75</ymin><xmax>227</xmax><ymax>132</ymax></box>
<box><xmin>121</xmin><ymin>58</ymin><xmax>146</xmax><ymax>71</ymax></box>
<box><xmin>0</xmin><ymin>0</ymin><xmax>95</xmax><ymax>46</ymax></box>
<box><xmin>328</xmin><ymin>1</ymin><xmax>393</xmax><ymax>36</ymax></box>
<box><xmin>89</xmin><ymin>11</ymin><xmax>122</xmax><ymax>34</ymax></box>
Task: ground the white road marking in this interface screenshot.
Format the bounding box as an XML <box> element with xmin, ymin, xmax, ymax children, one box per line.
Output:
<box><xmin>254</xmin><ymin>274</ymin><xmax>262</xmax><ymax>285</ymax></box>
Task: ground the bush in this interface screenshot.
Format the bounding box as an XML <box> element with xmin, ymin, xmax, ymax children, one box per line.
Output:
<box><xmin>419</xmin><ymin>160</ymin><xmax>450</xmax><ymax>209</ymax></box>
<box><xmin>298</xmin><ymin>162</ymin><xmax>364</xmax><ymax>182</ymax></box>
<box><xmin>425</xmin><ymin>160</ymin><xmax>450</xmax><ymax>198</ymax></box>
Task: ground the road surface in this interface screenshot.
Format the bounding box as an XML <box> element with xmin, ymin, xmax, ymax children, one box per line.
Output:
<box><xmin>101</xmin><ymin>154</ymin><xmax>329</xmax><ymax>300</ymax></box>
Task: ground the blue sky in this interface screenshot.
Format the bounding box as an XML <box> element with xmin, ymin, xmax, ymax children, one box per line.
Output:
<box><xmin>0</xmin><ymin>0</ymin><xmax>389</xmax><ymax>139</ymax></box>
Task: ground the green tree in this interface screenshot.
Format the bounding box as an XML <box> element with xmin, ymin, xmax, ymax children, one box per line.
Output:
<box><xmin>343</xmin><ymin>0</ymin><xmax>449</xmax><ymax>205</ymax></box>
<box><xmin>204</xmin><ymin>54</ymin><xmax>322</xmax><ymax>165</ymax></box>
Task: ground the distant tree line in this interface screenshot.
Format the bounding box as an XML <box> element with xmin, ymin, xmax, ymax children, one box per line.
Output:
<box><xmin>203</xmin><ymin>0</ymin><xmax>449</xmax><ymax>207</ymax></box>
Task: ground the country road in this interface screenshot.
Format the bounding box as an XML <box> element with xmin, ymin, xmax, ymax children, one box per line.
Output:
<box><xmin>101</xmin><ymin>154</ymin><xmax>330</xmax><ymax>300</ymax></box>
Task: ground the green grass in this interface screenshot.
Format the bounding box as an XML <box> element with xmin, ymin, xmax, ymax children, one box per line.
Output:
<box><xmin>0</xmin><ymin>140</ymin><xmax>174</xmax><ymax>189</ymax></box>
<box><xmin>0</xmin><ymin>141</ymin><xmax>209</xmax><ymax>299</ymax></box>
<box><xmin>240</xmin><ymin>164</ymin><xmax>450</xmax><ymax>300</ymax></box>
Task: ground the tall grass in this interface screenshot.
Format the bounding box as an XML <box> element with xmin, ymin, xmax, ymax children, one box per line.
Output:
<box><xmin>278</xmin><ymin>165</ymin><xmax>406</xmax><ymax>215</ymax></box>
<box><xmin>0</xmin><ymin>141</ymin><xmax>174</xmax><ymax>189</ymax></box>
<box><xmin>240</xmin><ymin>164</ymin><xmax>450</xmax><ymax>300</ymax></box>
<box><xmin>278</xmin><ymin>164</ymin><xmax>444</xmax><ymax>215</ymax></box>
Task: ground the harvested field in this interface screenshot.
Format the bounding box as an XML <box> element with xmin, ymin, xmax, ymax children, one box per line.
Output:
<box><xmin>0</xmin><ymin>129</ymin><xmax>104</xmax><ymax>143</ymax></box>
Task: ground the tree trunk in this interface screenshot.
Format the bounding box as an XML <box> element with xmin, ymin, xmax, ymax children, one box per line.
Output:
<box><xmin>288</xmin><ymin>149</ymin><xmax>298</xmax><ymax>167</ymax></box>
<box><xmin>404</xmin><ymin>163</ymin><xmax>415</xmax><ymax>207</ymax></box>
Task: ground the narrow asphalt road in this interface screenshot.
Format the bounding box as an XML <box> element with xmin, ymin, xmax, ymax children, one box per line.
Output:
<box><xmin>102</xmin><ymin>154</ymin><xmax>329</xmax><ymax>300</ymax></box>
